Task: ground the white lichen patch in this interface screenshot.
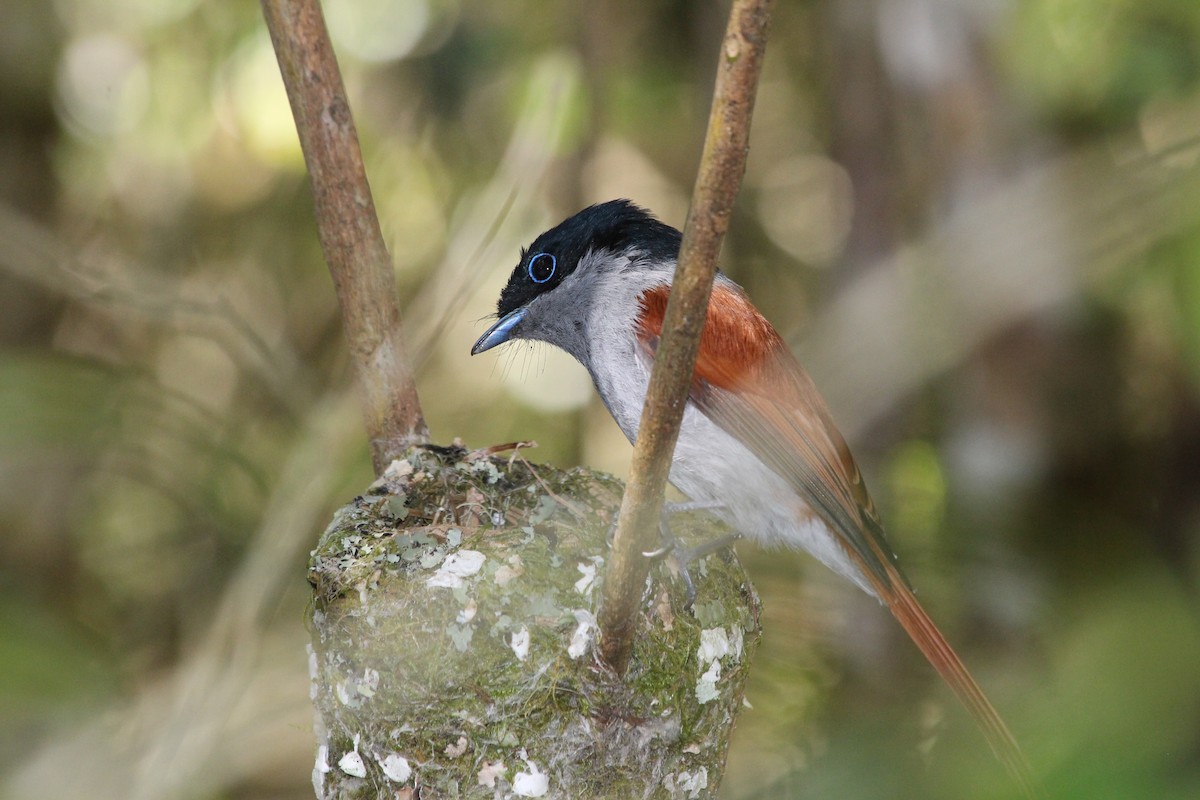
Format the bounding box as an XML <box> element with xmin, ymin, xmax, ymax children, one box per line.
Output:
<box><xmin>697</xmin><ymin>627</ymin><xmax>731</xmax><ymax>664</ymax></box>
<box><xmin>338</xmin><ymin>749</ymin><xmax>366</xmax><ymax>778</ymax></box>
<box><xmin>695</xmin><ymin>627</ymin><xmax>740</xmax><ymax>704</ymax></box>
<box><xmin>510</xmin><ymin>625</ymin><xmax>531</xmax><ymax>661</ymax></box>
<box><xmin>445</xmin><ymin>621</ymin><xmax>474</xmax><ymax>651</ymax></box>
<box><xmin>574</xmin><ymin>556</ymin><xmax>603</xmax><ymax>595</ymax></box>
<box><xmin>427</xmin><ymin>549</ymin><xmax>486</xmax><ymax>588</ymax></box>
<box><xmin>313</xmin><ymin>743</ymin><xmax>331</xmax><ymax>797</ymax></box>
<box><xmin>528</xmin><ymin>494</ymin><xmax>557</xmax><ymax>524</ymax></box>
<box><xmin>730</xmin><ymin>624</ymin><xmax>745</xmax><ymax>659</ymax></box>
<box><xmin>665</xmin><ymin>766</ymin><xmax>709</xmax><ymax>798</ymax></box>
<box><xmin>567</xmin><ymin>609</ymin><xmax>595</xmax><ymax>659</ymax></box>
<box><xmin>695</xmin><ymin>659</ymin><xmax>722</xmax><ymax>704</ymax></box>
<box><xmin>513</xmin><ymin>754</ymin><xmax>549</xmax><ymax>797</ymax></box>
<box><xmin>379</xmin><ymin>753</ymin><xmax>411</xmax><ymax>783</ymax></box>
<box><xmin>335</xmin><ymin>667</ymin><xmax>381</xmax><ymax>706</ymax></box>
<box><xmin>308</xmin><ymin>644</ymin><xmax>319</xmax><ymax>700</ymax></box>
<box><xmin>469</xmin><ymin>458</ymin><xmax>501</xmax><ymax>484</ymax></box>
<box><xmin>314</xmin><ymin>744</ymin><xmax>331</xmax><ymax>774</ymax></box>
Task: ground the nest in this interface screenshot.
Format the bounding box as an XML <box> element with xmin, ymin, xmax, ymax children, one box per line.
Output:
<box><xmin>309</xmin><ymin>444</ymin><xmax>761</xmax><ymax>799</ymax></box>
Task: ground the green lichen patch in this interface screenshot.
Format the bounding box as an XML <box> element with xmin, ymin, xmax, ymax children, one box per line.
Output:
<box><xmin>309</xmin><ymin>444</ymin><xmax>761</xmax><ymax>799</ymax></box>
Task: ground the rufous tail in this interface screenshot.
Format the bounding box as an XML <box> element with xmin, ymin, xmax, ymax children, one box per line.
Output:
<box><xmin>873</xmin><ymin>566</ymin><xmax>1038</xmax><ymax>798</ymax></box>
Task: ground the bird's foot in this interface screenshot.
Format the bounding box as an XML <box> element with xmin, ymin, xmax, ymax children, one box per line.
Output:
<box><xmin>604</xmin><ymin>500</ymin><xmax>736</xmax><ymax>608</ymax></box>
<box><xmin>644</xmin><ymin>501</ymin><xmax>738</xmax><ymax>609</ymax></box>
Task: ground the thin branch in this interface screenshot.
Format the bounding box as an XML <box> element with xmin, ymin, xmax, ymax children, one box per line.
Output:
<box><xmin>261</xmin><ymin>0</ymin><xmax>428</xmax><ymax>473</ymax></box>
<box><xmin>597</xmin><ymin>0</ymin><xmax>775</xmax><ymax>674</ymax></box>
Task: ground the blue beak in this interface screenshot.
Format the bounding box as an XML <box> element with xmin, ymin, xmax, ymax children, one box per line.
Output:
<box><xmin>471</xmin><ymin>307</ymin><xmax>527</xmax><ymax>355</ymax></box>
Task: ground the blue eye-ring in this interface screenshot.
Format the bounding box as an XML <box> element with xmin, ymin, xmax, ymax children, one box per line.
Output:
<box><xmin>527</xmin><ymin>252</ymin><xmax>556</xmax><ymax>283</ymax></box>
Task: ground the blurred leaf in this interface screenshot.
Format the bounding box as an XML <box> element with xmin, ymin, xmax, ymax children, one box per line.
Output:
<box><xmin>884</xmin><ymin>439</ymin><xmax>946</xmax><ymax>552</ymax></box>
<box><xmin>1006</xmin><ymin>0</ymin><xmax>1200</xmax><ymax>131</ymax></box>
<box><xmin>1168</xmin><ymin>232</ymin><xmax>1200</xmax><ymax>384</ymax></box>
<box><xmin>1035</xmin><ymin>570</ymin><xmax>1200</xmax><ymax>798</ymax></box>
<box><xmin>0</xmin><ymin>351</ymin><xmax>125</xmax><ymax>451</ymax></box>
<box><xmin>0</xmin><ymin>595</ymin><xmax>115</xmax><ymax>717</ymax></box>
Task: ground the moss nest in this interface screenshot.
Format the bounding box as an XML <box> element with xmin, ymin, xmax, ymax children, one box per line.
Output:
<box><xmin>309</xmin><ymin>444</ymin><xmax>762</xmax><ymax>799</ymax></box>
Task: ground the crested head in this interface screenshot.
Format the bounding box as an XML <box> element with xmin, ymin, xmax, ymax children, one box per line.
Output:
<box><xmin>495</xmin><ymin>199</ymin><xmax>681</xmax><ymax>318</ymax></box>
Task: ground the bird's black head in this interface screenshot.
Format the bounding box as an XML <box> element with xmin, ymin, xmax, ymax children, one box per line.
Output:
<box><xmin>471</xmin><ymin>199</ymin><xmax>682</xmax><ymax>357</ymax></box>
<box><xmin>495</xmin><ymin>199</ymin><xmax>682</xmax><ymax>318</ymax></box>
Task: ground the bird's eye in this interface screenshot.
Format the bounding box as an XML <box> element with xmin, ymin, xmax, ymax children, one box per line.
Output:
<box><xmin>527</xmin><ymin>252</ymin><xmax>556</xmax><ymax>284</ymax></box>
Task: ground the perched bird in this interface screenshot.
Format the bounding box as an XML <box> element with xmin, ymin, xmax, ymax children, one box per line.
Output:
<box><xmin>471</xmin><ymin>199</ymin><xmax>1033</xmax><ymax>793</ymax></box>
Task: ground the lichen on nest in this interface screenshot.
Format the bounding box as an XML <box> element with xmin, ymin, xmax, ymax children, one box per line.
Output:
<box><xmin>308</xmin><ymin>443</ymin><xmax>762</xmax><ymax>799</ymax></box>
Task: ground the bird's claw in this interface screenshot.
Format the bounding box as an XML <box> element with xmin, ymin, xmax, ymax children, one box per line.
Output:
<box><xmin>641</xmin><ymin>541</ymin><xmax>675</xmax><ymax>559</ymax></box>
<box><xmin>654</xmin><ymin>501</ymin><xmax>738</xmax><ymax>610</ymax></box>
<box><xmin>605</xmin><ymin>500</ymin><xmax>736</xmax><ymax>609</ymax></box>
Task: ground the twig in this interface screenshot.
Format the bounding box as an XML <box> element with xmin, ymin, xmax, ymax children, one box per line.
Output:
<box><xmin>260</xmin><ymin>0</ymin><xmax>428</xmax><ymax>474</ymax></box>
<box><xmin>597</xmin><ymin>0</ymin><xmax>775</xmax><ymax>673</ymax></box>
<box><xmin>515</xmin><ymin>454</ymin><xmax>590</xmax><ymax>521</ymax></box>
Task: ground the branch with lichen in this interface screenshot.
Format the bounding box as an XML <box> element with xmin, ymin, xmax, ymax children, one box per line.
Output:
<box><xmin>261</xmin><ymin>0</ymin><xmax>428</xmax><ymax>474</ymax></box>
<box><xmin>597</xmin><ymin>0</ymin><xmax>775</xmax><ymax>674</ymax></box>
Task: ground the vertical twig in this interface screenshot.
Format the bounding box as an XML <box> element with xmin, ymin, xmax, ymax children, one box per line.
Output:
<box><xmin>597</xmin><ymin>0</ymin><xmax>775</xmax><ymax>673</ymax></box>
<box><xmin>261</xmin><ymin>0</ymin><xmax>429</xmax><ymax>474</ymax></box>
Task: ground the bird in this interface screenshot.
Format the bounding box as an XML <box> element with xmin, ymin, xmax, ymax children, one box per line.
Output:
<box><xmin>471</xmin><ymin>199</ymin><xmax>1034</xmax><ymax>794</ymax></box>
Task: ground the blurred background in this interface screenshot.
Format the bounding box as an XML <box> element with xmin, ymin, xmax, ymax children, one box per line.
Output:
<box><xmin>2</xmin><ymin>0</ymin><xmax>1200</xmax><ymax>797</ymax></box>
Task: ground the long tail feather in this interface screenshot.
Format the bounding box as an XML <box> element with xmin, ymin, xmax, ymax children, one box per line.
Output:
<box><xmin>875</xmin><ymin>570</ymin><xmax>1037</xmax><ymax>797</ymax></box>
